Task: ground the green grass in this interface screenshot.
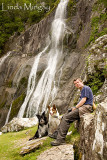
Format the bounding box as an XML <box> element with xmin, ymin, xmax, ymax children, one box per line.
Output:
<box><xmin>0</xmin><ymin>126</ymin><xmax>37</xmax><ymax>160</ymax></box>
<box><xmin>0</xmin><ymin>122</ymin><xmax>80</xmax><ymax>160</ymax></box>
<box><xmin>66</xmin><ymin>123</ymin><xmax>80</xmax><ymax>144</ymax></box>
<box><xmin>0</xmin><ymin>125</ymin><xmax>53</xmax><ymax>160</ymax></box>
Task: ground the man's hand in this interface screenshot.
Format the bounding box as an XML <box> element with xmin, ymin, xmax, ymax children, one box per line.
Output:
<box><xmin>72</xmin><ymin>107</ymin><xmax>76</xmax><ymax>111</ymax></box>
<box><xmin>71</xmin><ymin>97</ymin><xmax>87</xmax><ymax>112</ymax></box>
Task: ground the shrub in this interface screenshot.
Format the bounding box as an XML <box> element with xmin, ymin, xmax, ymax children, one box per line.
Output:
<box><xmin>0</xmin><ymin>0</ymin><xmax>58</xmax><ymax>56</ymax></box>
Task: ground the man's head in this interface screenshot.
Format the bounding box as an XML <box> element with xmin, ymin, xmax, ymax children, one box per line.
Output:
<box><xmin>73</xmin><ymin>78</ymin><xmax>84</xmax><ymax>90</ymax></box>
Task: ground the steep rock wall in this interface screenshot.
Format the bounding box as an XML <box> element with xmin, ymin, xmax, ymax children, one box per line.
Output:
<box><xmin>0</xmin><ymin>10</ymin><xmax>55</xmax><ymax>128</ymax></box>
<box><xmin>79</xmin><ymin>98</ymin><xmax>107</xmax><ymax>160</ymax></box>
<box><xmin>0</xmin><ymin>0</ymin><xmax>106</xmax><ymax>128</ymax></box>
<box><xmin>5</xmin><ymin>10</ymin><xmax>55</xmax><ymax>55</ymax></box>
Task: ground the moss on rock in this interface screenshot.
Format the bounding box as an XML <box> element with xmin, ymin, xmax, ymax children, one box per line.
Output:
<box><xmin>85</xmin><ymin>69</ymin><xmax>105</xmax><ymax>95</ymax></box>
<box><xmin>86</xmin><ymin>0</ymin><xmax>107</xmax><ymax>47</ymax></box>
<box><xmin>0</xmin><ymin>102</ymin><xmax>6</xmax><ymax>109</ymax></box>
<box><xmin>67</xmin><ymin>0</ymin><xmax>76</xmax><ymax>18</ymax></box>
<box><xmin>10</xmin><ymin>93</ymin><xmax>26</xmax><ymax>120</ymax></box>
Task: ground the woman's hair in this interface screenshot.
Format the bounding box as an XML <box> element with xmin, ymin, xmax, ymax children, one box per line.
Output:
<box><xmin>73</xmin><ymin>78</ymin><xmax>83</xmax><ymax>83</ymax></box>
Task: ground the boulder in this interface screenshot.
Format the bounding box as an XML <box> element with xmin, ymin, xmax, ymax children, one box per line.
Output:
<box><xmin>92</xmin><ymin>98</ymin><xmax>107</xmax><ymax>160</ymax></box>
<box><xmin>79</xmin><ymin>113</ymin><xmax>95</xmax><ymax>160</ymax></box>
<box><xmin>20</xmin><ymin>137</ymin><xmax>47</xmax><ymax>155</ymax></box>
<box><xmin>79</xmin><ymin>98</ymin><xmax>107</xmax><ymax>160</ymax></box>
<box><xmin>1</xmin><ymin>117</ymin><xmax>38</xmax><ymax>133</ymax></box>
<box><xmin>85</xmin><ymin>35</ymin><xmax>107</xmax><ymax>103</ymax></box>
<box><xmin>37</xmin><ymin>144</ymin><xmax>74</xmax><ymax>160</ymax></box>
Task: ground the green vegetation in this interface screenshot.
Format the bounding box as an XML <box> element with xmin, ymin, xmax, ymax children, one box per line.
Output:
<box><xmin>86</xmin><ymin>0</ymin><xmax>107</xmax><ymax>47</ymax></box>
<box><xmin>45</xmin><ymin>0</ymin><xmax>60</xmax><ymax>17</ymax></box>
<box><xmin>7</xmin><ymin>80</ymin><xmax>13</xmax><ymax>88</ymax></box>
<box><xmin>92</xmin><ymin>0</ymin><xmax>107</xmax><ymax>11</ymax></box>
<box><xmin>12</xmin><ymin>93</ymin><xmax>25</xmax><ymax>107</ymax></box>
<box><xmin>0</xmin><ymin>0</ymin><xmax>58</xmax><ymax>56</ymax></box>
<box><xmin>0</xmin><ymin>122</ymin><xmax>80</xmax><ymax>160</ymax></box>
<box><xmin>86</xmin><ymin>72</ymin><xmax>105</xmax><ymax>95</ymax></box>
<box><xmin>7</xmin><ymin>77</ymin><xmax>28</xmax><ymax>120</ymax></box>
<box><xmin>0</xmin><ymin>101</ymin><xmax>6</xmax><ymax>109</ymax></box>
<box><xmin>19</xmin><ymin>77</ymin><xmax>28</xmax><ymax>87</ymax></box>
<box><xmin>101</xmin><ymin>0</ymin><xmax>107</xmax><ymax>6</ymax></box>
<box><xmin>10</xmin><ymin>93</ymin><xmax>26</xmax><ymax>119</ymax></box>
<box><xmin>96</xmin><ymin>0</ymin><xmax>107</xmax><ymax>8</ymax></box>
<box><xmin>86</xmin><ymin>16</ymin><xmax>107</xmax><ymax>46</ymax></box>
<box><xmin>85</xmin><ymin>64</ymin><xmax>105</xmax><ymax>95</ymax></box>
<box><xmin>103</xmin><ymin>64</ymin><xmax>107</xmax><ymax>78</ymax></box>
<box><xmin>66</xmin><ymin>123</ymin><xmax>80</xmax><ymax>143</ymax></box>
<box><xmin>67</xmin><ymin>0</ymin><xmax>76</xmax><ymax>18</ymax></box>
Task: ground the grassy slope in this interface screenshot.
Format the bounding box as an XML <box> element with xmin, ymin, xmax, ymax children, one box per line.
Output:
<box><xmin>0</xmin><ymin>123</ymin><xmax>79</xmax><ymax>160</ymax></box>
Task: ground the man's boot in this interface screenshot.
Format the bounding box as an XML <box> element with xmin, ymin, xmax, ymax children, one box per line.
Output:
<box><xmin>48</xmin><ymin>131</ymin><xmax>58</xmax><ymax>139</ymax></box>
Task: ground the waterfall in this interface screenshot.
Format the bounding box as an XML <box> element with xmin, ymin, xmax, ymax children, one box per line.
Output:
<box><xmin>50</xmin><ymin>62</ymin><xmax>64</xmax><ymax>106</ymax></box>
<box><xmin>0</xmin><ymin>51</ymin><xmax>11</xmax><ymax>68</ymax></box>
<box><xmin>0</xmin><ymin>51</ymin><xmax>11</xmax><ymax>124</ymax></box>
<box><xmin>5</xmin><ymin>103</ymin><xmax>12</xmax><ymax>125</ymax></box>
<box><xmin>18</xmin><ymin>0</ymin><xmax>69</xmax><ymax>118</ymax></box>
<box><xmin>13</xmin><ymin>62</ymin><xmax>28</xmax><ymax>88</ymax></box>
<box><xmin>17</xmin><ymin>46</ymin><xmax>49</xmax><ymax>118</ymax></box>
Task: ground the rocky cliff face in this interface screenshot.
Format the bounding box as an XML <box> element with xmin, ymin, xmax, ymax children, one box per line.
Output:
<box><xmin>79</xmin><ymin>98</ymin><xmax>107</xmax><ymax>160</ymax></box>
<box><xmin>0</xmin><ymin>0</ymin><xmax>106</xmax><ymax>129</ymax></box>
<box><xmin>6</xmin><ymin>10</ymin><xmax>55</xmax><ymax>55</ymax></box>
<box><xmin>86</xmin><ymin>35</ymin><xmax>107</xmax><ymax>103</ymax></box>
<box><xmin>0</xmin><ymin>10</ymin><xmax>55</xmax><ymax>127</ymax></box>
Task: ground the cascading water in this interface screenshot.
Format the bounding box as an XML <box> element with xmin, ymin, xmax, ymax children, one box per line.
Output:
<box><xmin>13</xmin><ymin>62</ymin><xmax>28</xmax><ymax>88</ymax></box>
<box><xmin>5</xmin><ymin>103</ymin><xmax>12</xmax><ymax>125</ymax></box>
<box><xmin>18</xmin><ymin>0</ymin><xmax>69</xmax><ymax>118</ymax></box>
<box><xmin>17</xmin><ymin>46</ymin><xmax>49</xmax><ymax>118</ymax></box>
<box><xmin>0</xmin><ymin>51</ymin><xmax>11</xmax><ymax>68</ymax></box>
<box><xmin>0</xmin><ymin>51</ymin><xmax>12</xmax><ymax>124</ymax></box>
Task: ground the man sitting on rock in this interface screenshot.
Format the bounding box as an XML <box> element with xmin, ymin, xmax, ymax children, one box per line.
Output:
<box><xmin>49</xmin><ymin>78</ymin><xmax>93</xmax><ymax>146</ymax></box>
